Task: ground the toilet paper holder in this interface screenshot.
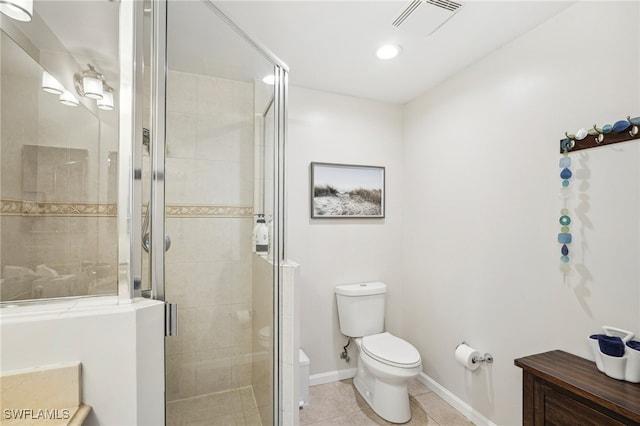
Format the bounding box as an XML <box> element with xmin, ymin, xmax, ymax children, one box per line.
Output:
<box><xmin>457</xmin><ymin>341</ymin><xmax>494</xmax><ymax>365</ymax></box>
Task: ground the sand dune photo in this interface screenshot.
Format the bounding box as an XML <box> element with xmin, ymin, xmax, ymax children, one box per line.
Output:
<box><xmin>310</xmin><ymin>163</ymin><xmax>384</xmax><ymax>218</ymax></box>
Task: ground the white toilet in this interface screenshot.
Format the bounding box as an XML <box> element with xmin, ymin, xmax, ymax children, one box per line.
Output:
<box><xmin>335</xmin><ymin>282</ymin><xmax>422</xmax><ymax>424</ymax></box>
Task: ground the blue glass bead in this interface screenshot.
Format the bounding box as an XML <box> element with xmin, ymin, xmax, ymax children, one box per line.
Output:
<box><xmin>558</xmin><ymin>233</ymin><xmax>572</xmax><ymax>244</ymax></box>
<box><xmin>613</xmin><ymin>120</ymin><xmax>631</xmax><ymax>132</ymax></box>
<box><xmin>602</xmin><ymin>124</ymin><xmax>613</xmax><ymax>133</ymax></box>
<box><xmin>560</xmin><ymin>255</ymin><xmax>570</xmax><ymax>263</ymax></box>
<box><xmin>559</xmin><ymin>157</ymin><xmax>571</xmax><ymax>168</ymax></box>
<box><xmin>562</xmin><ymin>180</ymin><xmax>570</xmax><ymax>187</ymax></box>
<box><xmin>561</xmin><ymin>244</ymin><xmax>569</xmax><ymax>256</ymax></box>
<box><xmin>559</xmin><ymin>215</ymin><xmax>571</xmax><ymax>226</ymax></box>
<box><xmin>560</xmin><ymin>168</ymin><xmax>572</xmax><ymax>179</ymax></box>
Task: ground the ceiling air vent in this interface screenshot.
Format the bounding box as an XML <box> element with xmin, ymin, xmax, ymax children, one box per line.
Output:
<box><xmin>392</xmin><ymin>0</ymin><xmax>463</xmax><ymax>36</ymax></box>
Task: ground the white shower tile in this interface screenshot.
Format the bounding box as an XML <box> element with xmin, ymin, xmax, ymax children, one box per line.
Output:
<box><xmin>231</xmin><ymin>260</ymin><xmax>252</xmax><ymax>304</ymax></box>
<box><xmin>196</xmin><ymin>114</ymin><xmax>234</xmax><ymax>161</ymax></box>
<box><xmin>197</xmin><ymin>76</ymin><xmax>233</xmax><ymax>117</ymax></box>
<box><xmin>196</xmin><ymin>305</ymin><xmax>232</xmax><ymax>351</ymax></box>
<box><xmin>166</xmin><ymin>352</ymin><xmax>197</xmax><ymax>401</ymax></box>
<box><xmin>166</xmin><ymin>218</ymin><xmax>233</xmax><ymax>263</ymax></box>
<box><xmin>165</xmin><ymin>158</ymin><xmax>199</xmax><ymax>204</ymax></box>
<box><xmin>167</xmin><ymin>111</ymin><xmax>197</xmax><ymax>159</ymax></box>
<box><xmin>231</xmin><ymin>350</ymin><xmax>253</xmax><ymax>388</ymax></box>
<box><xmin>167</xmin><ymin>71</ymin><xmax>197</xmax><ymax>114</ymax></box>
<box><xmin>195</xmin><ymin>349</ymin><xmax>232</xmax><ymax>395</ymax></box>
<box><xmin>231</xmin><ymin>218</ymin><xmax>252</xmax><ymax>261</ymax></box>
<box><xmin>195</xmin><ymin>159</ymin><xmax>232</xmax><ymax>205</ymax></box>
<box><xmin>194</xmin><ymin>261</ymin><xmax>234</xmax><ymax>305</ymax></box>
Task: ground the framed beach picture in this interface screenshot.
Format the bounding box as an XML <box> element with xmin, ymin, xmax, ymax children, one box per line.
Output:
<box><xmin>310</xmin><ymin>162</ymin><xmax>385</xmax><ymax>218</ymax></box>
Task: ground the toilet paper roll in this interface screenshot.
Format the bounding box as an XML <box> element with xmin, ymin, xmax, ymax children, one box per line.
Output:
<box><xmin>455</xmin><ymin>343</ymin><xmax>480</xmax><ymax>371</ymax></box>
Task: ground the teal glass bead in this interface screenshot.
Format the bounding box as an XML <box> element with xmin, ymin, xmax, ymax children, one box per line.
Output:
<box><xmin>558</xmin><ymin>233</ymin><xmax>572</xmax><ymax>244</ymax></box>
<box><xmin>559</xmin><ymin>215</ymin><xmax>571</xmax><ymax>226</ymax></box>
<box><xmin>560</xmin><ymin>168</ymin><xmax>572</xmax><ymax>179</ymax></box>
<box><xmin>602</xmin><ymin>124</ymin><xmax>613</xmax><ymax>133</ymax></box>
<box><xmin>629</xmin><ymin>116</ymin><xmax>640</xmax><ymax>126</ymax></box>
<box><xmin>561</xmin><ymin>139</ymin><xmax>572</xmax><ymax>151</ymax></box>
<box><xmin>562</xmin><ymin>180</ymin><xmax>570</xmax><ymax>187</ymax></box>
<box><xmin>560</xmin><ymin>255</ymin><xmax>570</xmax><ymax>263</ymax></box>
<box><xmin>561</xmin><ymin>244</ymin><xmax>569</xmax><ymax>256</ymax></box>
<box><xmin>559</xmin><ymin>157</ymin><xmax>571</xmax><ymax>168</ymax></box>
<box><xmin>613</xmin><ymin>120</ymin><xmax>631</xmax><ymax>132</ymax></box>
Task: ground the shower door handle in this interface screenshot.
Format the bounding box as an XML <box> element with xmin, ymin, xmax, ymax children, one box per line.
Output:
<box><xmin>165</xmin><ymin>302</ymin><xmax>178</xmax><ymax>336</ymax></box>
<box><xmin>142</xmin><ymin>232</ymin><xmax>171</xmax><ymax>253</ymax></box>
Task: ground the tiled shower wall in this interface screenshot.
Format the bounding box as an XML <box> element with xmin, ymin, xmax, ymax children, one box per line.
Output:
<box><xmin>164</xmin><ymin>70</ymin><xmax>257</xmax><ymax>401</ymax></box>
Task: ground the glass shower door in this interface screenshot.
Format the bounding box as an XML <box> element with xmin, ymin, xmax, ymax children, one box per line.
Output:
<box><xmin>145</xmin><ymin>1</ymin><xmax>287</xmax><ymax>425</ymax></box>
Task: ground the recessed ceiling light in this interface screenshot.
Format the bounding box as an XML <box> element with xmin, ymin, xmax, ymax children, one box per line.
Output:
<box><xmin>376</xmin><ymin>44</ymin><xmax>401</xmax><ymax>60</ymax></box>
<box><xmin>262</xmin><ymin>75</ymin><xmax>275</xmax><ymax>85</ymax></box>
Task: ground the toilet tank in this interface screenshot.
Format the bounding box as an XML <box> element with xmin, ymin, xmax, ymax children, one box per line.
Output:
<box><xmin>335</xmin><ymin>282</ymin><xmax>386</xmax><ymax>337</ymax></box>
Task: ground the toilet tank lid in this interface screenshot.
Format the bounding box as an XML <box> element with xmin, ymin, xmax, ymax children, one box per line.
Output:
<box><xmin>335</xmin><ymin>282</ymin><xmax>386</xmax><ymax>296</ymax></box>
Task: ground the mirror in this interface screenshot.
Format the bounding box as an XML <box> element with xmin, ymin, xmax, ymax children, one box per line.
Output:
<box><xmin>0</xmin><ymin>3</ymin><xmax>119</xmax><ymax>302</ymax></box>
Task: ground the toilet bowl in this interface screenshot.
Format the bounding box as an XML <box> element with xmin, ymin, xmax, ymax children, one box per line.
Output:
<box><xmin>335</xmin><ymin>282</ymin><xmax>422</xmax><ymax>424</ymax></box>
<box><xmin>353</xmin><ymin>333</ymin><xmax>421</xmax><ymax>423</ymax></box>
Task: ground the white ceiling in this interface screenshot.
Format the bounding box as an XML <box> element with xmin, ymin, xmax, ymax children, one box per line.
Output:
<box><xmin>27</xmin><ymin>1</ymin><xmax>574</xmax><ymax>106</ymax></box>
<box><xmin>216</xmin><ymin>1</ymin><xmax>575</xmax><ymax>104</ymax></box>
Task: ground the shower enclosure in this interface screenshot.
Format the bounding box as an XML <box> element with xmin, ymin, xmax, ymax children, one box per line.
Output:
<box><xmin>0</xmin><ymin>1</ymin><xmax>287</xmax><ymax>424</ymax></box>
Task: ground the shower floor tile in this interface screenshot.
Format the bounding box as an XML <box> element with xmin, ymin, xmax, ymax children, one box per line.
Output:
<box><xmin>167</xmin><ymin>385</ymin><xmax>261</xmax><ymax>426</ymax></box>
<box><xmin>300</xmin><ymin>378</ymin><xmax>473</xmax><ymax>426</ymax></box>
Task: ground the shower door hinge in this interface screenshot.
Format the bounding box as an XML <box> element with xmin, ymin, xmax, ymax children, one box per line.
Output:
<box><xmin>165</xmin><ymin>302</ymin><xmax>178</xmax><ymax>337</ymax></box>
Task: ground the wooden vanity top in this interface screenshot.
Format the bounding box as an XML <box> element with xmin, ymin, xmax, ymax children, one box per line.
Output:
<box><xmin>515</xmin><ymin>350</ymin><xmax>640</xmax><ymax>423</ymax></box>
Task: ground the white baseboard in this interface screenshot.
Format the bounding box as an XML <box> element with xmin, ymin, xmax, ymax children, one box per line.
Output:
<box><xmin>416</xmin><ymin>372</ymin><xmax>496</xmax><ymax>426</ymax></box>
<box><xmin>309</xmin><ymin>368</ymin><xmax>356</xmax><ymax>386</ymax></box>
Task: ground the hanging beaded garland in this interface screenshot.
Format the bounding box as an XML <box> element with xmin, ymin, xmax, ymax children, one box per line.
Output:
<box><xmin>558</xmin><ymin>138</ymin><xmax>573</xmax><ymax>264</ymax></box>
<box><xmin>556</xmin><ymin>116</ymin><xmax>640</xmax><ymax>269</ymax></box>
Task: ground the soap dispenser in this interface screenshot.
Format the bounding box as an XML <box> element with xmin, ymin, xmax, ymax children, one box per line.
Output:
<box><xmin>254</xmin><ymin>214</ymin><xmax>268</xmax><ymax>254</ymax></box>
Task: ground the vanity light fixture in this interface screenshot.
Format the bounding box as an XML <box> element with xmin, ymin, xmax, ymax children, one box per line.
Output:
<box><xmin>42</xmin><ymin>71</ymin><xmax>64</xmax><ymax>95</ymax></box>
<box><xmin>0</xmin><ymin>0</ymin><xmax>33</xmax><ymax>22</ymax></box>
<box><xmin>376</xmin><ymin>44</ymin><xmax>402</xmax><ymax>60</ymax></box>
<box><xmin>59</xmin><ymin>89</ymin><xmax>79</xmax><ymax>107</ymax></box>
<box><xmin>97</xmin><ymin>85</ymin><xmax>114</xmax><ymax>111</ymax></box>
<box><xmin>74</xmin><ymin>64</ymin><xmax>104</xmax><ymax>100</ymax></box>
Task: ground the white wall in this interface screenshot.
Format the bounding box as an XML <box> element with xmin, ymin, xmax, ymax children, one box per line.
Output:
<box><xmin>287</xmin><ymin>87</ymin><xmax>404</xmax><ymax>375</ymax></box>
<box><xmin>401</xmin><ymin>2</ymin><xmax>640</xmax><ymax>425</ymax></box>
<box><xmin>0</xmin><ymin>298</ymin><xmax>165</xmax><ymax>426</ymax></box>
<box><xmin>288</xmin><ymin>2</ymin><xmax>640</xmax><ymax>425</ymax></box>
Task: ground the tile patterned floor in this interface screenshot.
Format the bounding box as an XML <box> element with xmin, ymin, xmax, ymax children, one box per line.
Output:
<box><xmin>166</xmin><ymin>386</ymin><xmax>262</xmax><ymax>426</ymax></box>
<box><xmin>300</xmin><ymin>379</ymin><xmax>474</xmax><ymax>426</ymax></box>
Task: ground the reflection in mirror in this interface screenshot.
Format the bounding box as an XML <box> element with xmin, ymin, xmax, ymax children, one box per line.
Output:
<box><xmin>0</xmin><ymin>5</ymin><xmax>119</xmax><ymax>302</ymax></box>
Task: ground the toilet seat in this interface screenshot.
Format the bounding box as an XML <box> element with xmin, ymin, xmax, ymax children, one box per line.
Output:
<box><xmin>362</xmin><ymin>332</ymin><xmax>421</xmax><ymax>368</ymax></box>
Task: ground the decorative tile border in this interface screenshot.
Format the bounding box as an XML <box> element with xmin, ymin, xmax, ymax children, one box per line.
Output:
<box><xmin>1</xmin><ymin>199</ymin><xmax>253</xmax><ymax>219</ymax></box>
<box><xmin>166</xmin><ymin>204</ymin><xmax>253</xmax><ymax>218</ymax></box>
<box><xmin>0</xmin><ymin>199</ymin><xmax>116</xmax><ymax>217</ymax></box>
